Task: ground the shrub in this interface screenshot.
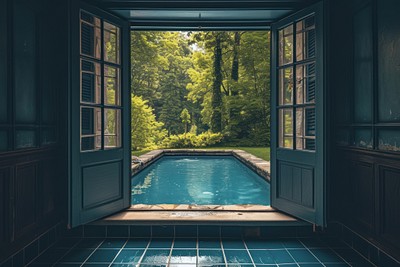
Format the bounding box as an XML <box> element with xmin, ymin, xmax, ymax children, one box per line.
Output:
<box><xmin>162</xmin><ymin>131</ymin><xmax>223</xmax><ymax>148</ymax></box>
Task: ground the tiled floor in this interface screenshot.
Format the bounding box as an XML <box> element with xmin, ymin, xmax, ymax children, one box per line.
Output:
<box><xmin>28</xmin><ymin>237</ymin><xmax>375</xmax><ymax>267</ymax></box>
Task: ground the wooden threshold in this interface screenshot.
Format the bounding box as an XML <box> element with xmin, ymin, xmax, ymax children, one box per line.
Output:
<box><xmin>93</xmin><ymin>210</ymin><xmax>307</xmax><ymax>226</ymax></box>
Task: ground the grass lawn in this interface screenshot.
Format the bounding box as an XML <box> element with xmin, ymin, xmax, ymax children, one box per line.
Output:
<box><xmin>132</xmin><ymin>147</ymin><xmax>270</xmax><ymax>161</ymax></box>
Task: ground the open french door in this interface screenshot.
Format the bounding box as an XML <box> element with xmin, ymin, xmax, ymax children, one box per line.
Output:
<box><xmin>69</xmin><ymin>2</ymin><xmax>131</xmax><ymax>227</ymax></box>
<box><xmin>271</xmin><ymin>2</ymin><xmax>326</xmax><ymax>226</ymax></box>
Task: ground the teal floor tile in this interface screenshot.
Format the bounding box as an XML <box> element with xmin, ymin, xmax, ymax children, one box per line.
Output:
<box><xmin>148</xmin><ymin>238</ymin><xmax>173</xmax><ymax>249</ymax></box>
<box><xmin>82</xmin><ymin>264</ymin><xmax>110</xmax><ymax>267</ymax></box>
<box><xmin>269</xmin><ymin>249</ymin><xmax>295</xmax><ymax>264</ymax></box>
<box><xmin>222</xmin><ymin>239</ymin><xmax>246</xmax><ymax>250</ymax></box>
<box><xmin>224</xmin><ymin>249</ymin><xmax>252</xmax><ymax>263</ymax></box>
<box><xmin>282</xmin><ymin>239</ymin><xmax>305</xmax><ymax>249</ymax></box>
<box><xmin>249</xmin><ymin>250</ymin><xmax>275</xmax><ymax>264</ymax></box>
<box><xmin>245</xmin><ymin>240</ymin><xmax>284</xmax><ymax>250</ymax></box>
<box><xmin>99</xmin><ymin>239</ymin><xmax>127</xmax><ymax>249</ymax></box>
<box><xmin>298</xmin><ymin>264</ymin><xmax>324</xmax><ymax>267</ymax></box>
<box><xmin>198</xmin><ymin>249</ymin><xmax>225</xmax><ymax>264</ymax></box>
<box><xmin>76</xmin><ymin>239</ymin><xmax>104</xmax><ymax>248</ymax></box>
<box><xmin>59</xmin><ymin>248</ymin><xmax>94</xmax><ymax>263</ymax></box>
<box><xmin>54</xmin><ymin>264</ymin><xmax>81</xmax><ymax>267</ymax></box>
<box><xmin>300</xmin><ymin>238</ymin><xmax>327</xmax><ymax>248</ymax></box>
<box><xmin>141</xmin><ymin>249</ymin><xmax>170</xmax><ymax>264</ymax></box>
<box><xmin>169</xmin><ymin>264</ymin><xmax>197</xmax><ymax>267</ymax></box>
<box><xmin>112</xmin><ymin>249</ymin><xmax>144</xmax><ymax>264</ymax></box>
<box><xmin>170</xmin><ymin>249</ymin><xmax>197</xmax><ymax>264</ymax></box>
<box><xmin>287</xmin><ymin>249</ymin><xmax>319</xmax><ymax>263</ymax></box>
<box><xmin>124</xmin><ymin>238</ymin><xmax>149</xmax><ymax>249</ymax></box>
<box><xmin>310</xmin><ymin>248</ymin><xmax>346</xmax><ymax>263</ymax></box>
<box><xmin>198</xmin><ymin>239</ymin><xmax>222</xmax><ymax>249</ymax></box>
<box><xmin>86</xmin><ymin>249</ymin><xmax>120</xmax><ymax>263</ymax></box>
<box><xmin>173</xmin><ymin>238</ymin><xmax>197</xmax><ymax>249</ymax></box>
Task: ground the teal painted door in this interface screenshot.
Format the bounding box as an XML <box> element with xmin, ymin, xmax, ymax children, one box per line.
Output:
<box><xmin>69</xmin><ymin>3</ymin><xmax>131</xmax><ymax>227</ymax></box>
<box><xmin>271</xmin><ymin>2</ymin><xmax>325</xmax><ymax>226</ymax></box>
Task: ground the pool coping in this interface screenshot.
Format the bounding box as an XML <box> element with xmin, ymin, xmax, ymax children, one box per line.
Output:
<box><xmin>130</xmin><ymin>149</ymin><xmax>272</xmax><ymax>212</ymax></box>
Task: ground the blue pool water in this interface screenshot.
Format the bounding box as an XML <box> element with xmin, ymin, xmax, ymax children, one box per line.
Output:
<box><xmin>131</xmin><ymin>156</ymin><xmax>270</xmax><ymax>205</ymax></box>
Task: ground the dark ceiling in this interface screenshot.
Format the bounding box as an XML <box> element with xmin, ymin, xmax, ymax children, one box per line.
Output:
<box><xmin>91</xmin><ymin>0</ymin><xmax>320</xmax><ymax>30</ymax></box>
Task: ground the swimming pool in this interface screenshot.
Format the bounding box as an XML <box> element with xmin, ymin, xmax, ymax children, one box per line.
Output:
<box><xmin>131</xmin><ymin>155</ymin><xmax>270</xmax><ymax>205</ymax></box>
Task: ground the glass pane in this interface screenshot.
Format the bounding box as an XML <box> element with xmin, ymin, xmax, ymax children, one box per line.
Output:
<box><xmin>104</xmin><ymin>65</ymin><xmax>120</xmax><ymax>106</ymax></box>
<box><xmin>41</xmin><ymin>128</ymin><xmax>57</xmax><ymax>145</ymax></box>
<box><xmin>14</xmin><ymin>6</ymin><xmax>36</xmax><ymax>124</ymax></box>
<box><xmin>16</xmin><ymin>130</ymin><xmax>36</xmax><ymax>149</ymax></box>
<box><xmin>81</xmin><ymin>136</ymin><xmax>101</xmax><ymax>152</ymax></box>
<box><xmin>81</xmin><ymin>107</ymin><xmax>101</xmax><ymax>151</ymax></box>
<box><xmin>104</xmin><ymin>109</ymin><xmax>121</xmax><ymax>149</ymax></box>
<box><xmin>354</xmin><ymin>62</ymin><xmax>372</xmax><ymax>122</ymax></box>
<box><xmin>81</xmin><ymin>60</ymin><xmax>101</xmax><ymax>104</ymax></box>
<box><xmin>296</xmin><ymin>63</ymin><xmax>316</xmax><ymax>104</ymax></box>
<box><xmin>354</xmin><ymin>129</ymin><xmax>373</xmax><ymax>149</ymax></box>
<box><xmin>279</xmin><ymin>25</ymin><xmax>293</xmax><ymax>66</ymax></box>
<box><xmin>104</xmin><ymin>22</ymin><xmax>120</xmax><ymax>64</ymax></box>
<box><xmin>296</xmin><ymin>16</ymin><xmax>316</xmax><ymax>61</ymax></box>
<box><xmin>0</xmin><ymin>131</ymin><xmax>8</xmax><ymax>151</ymax></box>
<box><xmin>296</xmin><ymin>108</ymin><xmax>304</xmax><ymax>149</ymax></box>
<box><xmin>296</xmin><ymin>108</ymin><xmax>316</xmax><ymax>151</ymax></box>
<box><xmin>0</xmin><ymin>6</ymin><xmax>6</xmax><ymax>123</ymax></box>
<box><xmin>354</xmin><ymin>7</ymin><xmax>373</xmax><ymax>123</ymax></box>
<box><xmin>80</xmin><ymin>12</ymin><xmax>101</xmax><ymax>59</ymax></box>
<box><xmin>279</xmin><ymin>68</ymin><xmax>293</xmax><ymax>105</ymax></box>
<box><xmin>279</xmin><ymin>109</ymin><xmax>293</xmax><ymax>149</ymax></box>
<box><xmin>378</xmin><ymin>129</ymin><xmax>400</xmax><ymax>152</ymax></box>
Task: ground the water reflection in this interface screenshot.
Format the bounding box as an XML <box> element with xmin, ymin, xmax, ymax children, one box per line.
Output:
<box><xmin>131</xmin><ymin>156</ymin><xmax>270</xmax><ymax>205</ymax></box>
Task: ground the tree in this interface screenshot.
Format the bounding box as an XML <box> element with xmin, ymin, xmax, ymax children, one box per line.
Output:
<box><xmin>211</xmin><ymin>33</ymin><xmax>223</xmax><ymax>132</ymax></box>
<box><xmin>131</xmin><ymin>94</ymin><xmax>166</xmax><ymax>150</ymax></box>
<box><xmin>180</xmin><ymin>108</ymin><xmax>191</xmax><ymax>133</ymax></box>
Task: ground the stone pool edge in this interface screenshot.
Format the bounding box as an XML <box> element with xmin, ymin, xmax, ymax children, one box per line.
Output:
<box><xmin>131</xmin><ymin>149</ymin><xmax>270</xmax><ymax>182</ymax></box>
<box><xmin>130</xmin><ymin>149</ymin><xmax>272</xmax><ymax>212</ymax></box>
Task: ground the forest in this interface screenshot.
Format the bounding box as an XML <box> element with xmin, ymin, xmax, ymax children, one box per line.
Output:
<box><xmin>130</xmin><ymin>31</ymin><xmax>270</xmax><ymax>151</ymax></box>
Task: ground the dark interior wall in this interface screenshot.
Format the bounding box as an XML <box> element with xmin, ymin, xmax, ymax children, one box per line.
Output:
<box><xmin>0</xmin><ymin>0</ymin><xmax>69</xmax><ymax>262</ymax></box>
<box><xmin>330</xmin><ymin>0</ymin><xmax>400</xmax><ymax>259</ymax></box>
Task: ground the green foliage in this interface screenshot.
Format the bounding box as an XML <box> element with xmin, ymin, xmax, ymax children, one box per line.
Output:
<box><xmin>131</xmin><ymin>31</ymin><xmax>271</xmax><ymax>151</ymax></box>
<box><xmin>161</xmin><ymin>131</ymin><xmax>223</xmax><ymax>148</ymax></box>
<box><xmin>180</xmin><ymin>108</ymin><xmax>191</xmax><ymax>133</ymax></box>
<box><xmin>131</xmin><ymin>95</ymin><xmax>167</xmax><ymax>150</ymax></box>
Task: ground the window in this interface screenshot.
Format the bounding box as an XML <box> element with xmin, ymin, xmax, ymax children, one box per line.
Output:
<box><xmin>278</xmin><ymin>16</ymin><xmax>316</xmax><ymax>151</ymax></box>
<box><xmin>336</xmin><ymin>5</ymin><xmax>400</xmax><ymax>153</ymax></box>
<box><xmin>80</xmin><ymin>11</ymin><xmax>122</xmax><ymax>151</ymax></box>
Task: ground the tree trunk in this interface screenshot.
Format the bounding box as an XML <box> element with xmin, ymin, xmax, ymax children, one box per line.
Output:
<box><xmin>231</xmin><ymin>32</ymin><xmax>240</xmax><ymax>83</ymax></box>
<box><xmin>211</xmin><ymin>33</ymin><xmax>223</xmax><ymax>132</ymax></box>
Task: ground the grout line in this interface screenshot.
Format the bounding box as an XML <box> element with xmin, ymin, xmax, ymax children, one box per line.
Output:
<box><xmin>135</xmin><ymin>237</ymin><xmax>152</xmax><ymax>266</ymax></box>
<box><xmin>298</xmin><ymin>240</ymin><xmax>327</xmax><ymax>267</ymax></box>
<box><xmin>340</xmin><ymin>223</ymin><xmax>400</xmax><ymax>264</ymax></box>
<box><xmin>196</xmin><ymin>235</ymin><xmax>199</xmax><ymax>266</ymax></box>
<box><xmin>77</xmin><ymin>238</ymin><xmax>106</xmax><ymax>267</ymax></box>
<box><xmin>326</xmin><ymin>244</ymin><xmax>352</xmax><ymax>267</ymax></box>
<box><xmin>220</xmin><ymin>238</ymin><xmax>228</xmax><ymax>267</ymax></box>
<box><xmin>108</xmin><ymin>238</ymin><xmax>129</xmax><ymax>267</ymax></box>
<box><xmin>242</xmin><ymin>238</ymin><xmax>256</xmax><ymax>267</ymax></box>
<box><xmin>167</xmin><ymin>237</ymin><xmax>175</xmax><ymax>266</ymax></box>
<box><xmin>282</xmin><ymin>243</ymin><xmax>300</xmax><ymax>267</ymax></box>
